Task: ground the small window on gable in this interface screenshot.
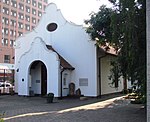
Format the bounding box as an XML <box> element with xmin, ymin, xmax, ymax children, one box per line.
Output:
<box><xmin>47</xmin><ymin>23</ymin><xmax>57</xmax><ymax>32</ymax></box>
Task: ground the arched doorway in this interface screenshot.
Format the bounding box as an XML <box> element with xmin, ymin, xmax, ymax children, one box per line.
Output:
<box><xmin>29</xmin><ymin>60</ymin><xmax>47</xmax><ymax>96</ymax></box>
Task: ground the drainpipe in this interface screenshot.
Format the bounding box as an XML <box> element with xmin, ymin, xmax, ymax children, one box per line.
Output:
<box><xmin>60</xmin><ymin>68</ymin><xmax>64</xmax><ymax>99</ymax></box>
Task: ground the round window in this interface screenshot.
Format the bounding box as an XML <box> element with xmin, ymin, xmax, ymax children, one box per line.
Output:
<box><xmin>47</xmin><ymin>23</ymin><xmax>58</xmax><ymax>32</ymax></box>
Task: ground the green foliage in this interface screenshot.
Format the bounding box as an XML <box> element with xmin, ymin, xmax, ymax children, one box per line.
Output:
<box><xmin>108</xmin><ymin>60</ymin><xmax>121</xmax><ymax>88</ymax></box>
<box><xmin>0</xmin><ymin>119</ymin><xmax>4</xmax><ymax>122</ymax></box>
<box><xmin>84</xmin><ymin>5</ymin><xmax>113</xmax><ymax>46</ymax></box>
<box><xmin>85</xmin><ymin>0</ymin><xmax>146</xmax><ymax>103</ymax></box>
<box><xmin>0</xmin><ymin>113</ymin><xmax>4</xmax><ymax>122</ymax></box>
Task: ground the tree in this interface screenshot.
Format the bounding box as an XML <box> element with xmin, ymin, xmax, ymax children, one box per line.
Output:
<box><xmin>85</xmin><ymin>5</ymin><xmax>112</xmax><ymax>46</ymax></box>
<box><xmin>85</xmin><ymin>0</ymin><xmax>146</xmax><ymax>101</ymax></box>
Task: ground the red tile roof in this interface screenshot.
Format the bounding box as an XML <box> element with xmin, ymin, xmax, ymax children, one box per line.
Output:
<box><xmin>100</xmin><ymin>45</ymin><xmax>117</xmax><ymax>56</ymax></box>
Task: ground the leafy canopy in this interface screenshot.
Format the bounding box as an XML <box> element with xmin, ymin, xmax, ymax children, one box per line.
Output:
<box><xmin>85</xmin><ymin>0</ymin><xmax>146</xmax><ymax>99</ymax></box>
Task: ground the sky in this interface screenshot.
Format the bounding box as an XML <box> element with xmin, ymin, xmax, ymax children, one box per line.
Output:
<box><xmin>48</xmin><ymin>0</ymin><xmax>112</xmax><ymax>25</ymax></box>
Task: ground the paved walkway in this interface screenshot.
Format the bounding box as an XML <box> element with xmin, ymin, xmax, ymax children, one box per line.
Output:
<box><xmin>0</xmin><ymin>94</ymin><xmax>146</xmax><ymax>122</ymax></box>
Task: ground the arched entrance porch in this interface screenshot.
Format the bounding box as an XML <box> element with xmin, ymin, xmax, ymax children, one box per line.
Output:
<box><xmin>29</xmin><ymin>60</ymin><xmax>47</xmax><ymax>96</ymax></box>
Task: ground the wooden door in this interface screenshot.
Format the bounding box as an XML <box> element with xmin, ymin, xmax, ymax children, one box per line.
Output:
<box><xmin>41</xmin><ymin>63</ymin><xmax>47</xmax><ymax>96</ymax></box>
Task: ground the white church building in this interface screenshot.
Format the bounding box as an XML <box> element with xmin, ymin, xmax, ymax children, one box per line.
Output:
<box><xmin>14</xmin><ymin>3</ymin><xmax>124</xmax><ymax>97</ymax></box>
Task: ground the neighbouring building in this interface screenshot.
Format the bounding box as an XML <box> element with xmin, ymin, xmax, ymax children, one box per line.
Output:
<box><xmin>15</xmin><ymin>3</ymin><xmax>125</xmax><ymax>97</ymax></box>
<box><xmin>0</xmin><ymin>0</ymin><xmax>48</xmax><ymax>83</ymax></box>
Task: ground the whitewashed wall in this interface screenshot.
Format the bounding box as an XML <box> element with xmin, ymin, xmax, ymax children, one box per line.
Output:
<box><xmin>15</xmin><ymin>3</ymin><xmax>124</xmax><ymax>97</ymax></box>
<box><xmin>16</xmin><ymin>37</ymin><xmax>59</xmax><ymax>96</ymax></box>
<box><xmin>37</xmin><ymin>3</ymin><xmax>97</xmax><ymax>96</ymax></box>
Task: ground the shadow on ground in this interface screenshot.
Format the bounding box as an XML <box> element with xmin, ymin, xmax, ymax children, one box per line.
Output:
<box><xmin>0</xmin><ymin>94</ymin><xmax>146</xmax><ymax>122</ymax></box>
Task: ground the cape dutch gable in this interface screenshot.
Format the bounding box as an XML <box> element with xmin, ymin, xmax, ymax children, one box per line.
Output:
<box><xmin>15</xmin><ymin>3</ymin><xmax>124</xmax><ymax>97</ymax></box>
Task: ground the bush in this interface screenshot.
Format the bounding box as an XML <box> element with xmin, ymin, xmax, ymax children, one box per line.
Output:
<box><xmin>0</xmin><ymin>113</ymin><xmax>4</xmax><ymax>122</ymax></box>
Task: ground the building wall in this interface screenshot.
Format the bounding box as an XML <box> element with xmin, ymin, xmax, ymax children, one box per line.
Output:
<box><xmin>100</xmin><ymin>55</ymin><xmax>124</xmax><ymax>95</ymax></box>
<box><xmin>0</xmin><ymin>0</ymin><xmax>48</xmax><ymax>64</ymax></box>
<box><xmin>16</xmin><ymin>37</ymin><xmax>60</xmax><ymax>96</ymax></box>
<box><xmin>45</xmin><ymin>6</ymin><xmax>97</xmax><ymax>96</ymax></box>
<box><xmin>15</xmin><ymin>3</ymin><xmax>97</xmax><ymax>97</ymax></box>
<box><xmin>147</xmin><ymin>0</ymin><xmax>150</xmax><ymax>121</ymax></box>
<box><xmin>16</xmin><ymin>3</ymin><xmax>126</xmax><ymax>97</ymax></box>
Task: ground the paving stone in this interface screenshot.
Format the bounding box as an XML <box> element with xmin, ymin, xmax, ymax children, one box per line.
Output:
<box><xmin>0</xmin><ymin>94</ymin><xmax>146</xmax><ymax>122</ymax></box>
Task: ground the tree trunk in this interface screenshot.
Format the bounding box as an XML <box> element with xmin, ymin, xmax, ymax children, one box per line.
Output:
<box><xmin>123</xmin><ymin>77</ymin><xmax>127</xmax><ymax>94</ymax></box>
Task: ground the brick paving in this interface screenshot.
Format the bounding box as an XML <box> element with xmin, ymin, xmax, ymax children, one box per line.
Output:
<box><xmin>0</xmin><ymin>94</ymin><xmax>146</xmax><ymax>122</ymax></box>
